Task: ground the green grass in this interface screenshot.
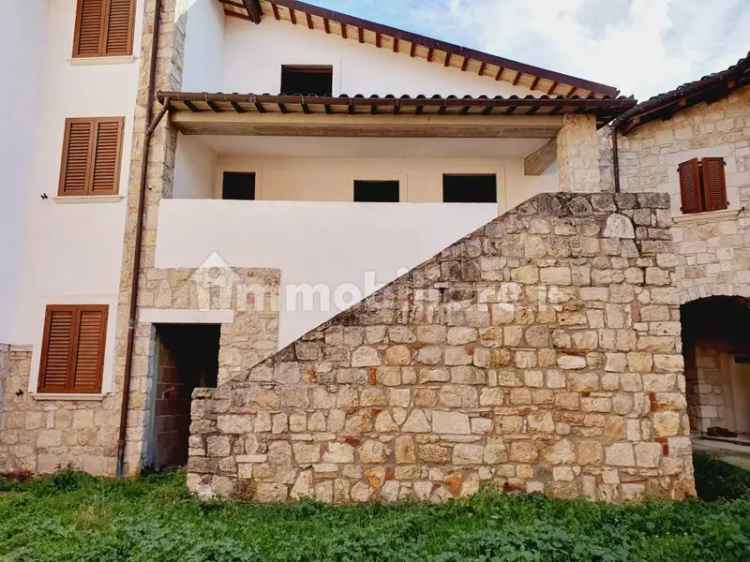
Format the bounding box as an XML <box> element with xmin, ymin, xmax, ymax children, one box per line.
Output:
<box><xmin>0</xmin><ymin>454</ymin><xmax>748</xmax><ymax>561</ymax></box>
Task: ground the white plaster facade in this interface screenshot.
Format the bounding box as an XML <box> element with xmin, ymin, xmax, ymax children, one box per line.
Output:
<box><xmin>0</xmin><ymin>0</ymin><xmax>613</xmax><ymax>478</ymax></box>
<box><xmin>0</xmin><ymin>0</ymin><xmax>145</xmax><ymax>395</ymax></box>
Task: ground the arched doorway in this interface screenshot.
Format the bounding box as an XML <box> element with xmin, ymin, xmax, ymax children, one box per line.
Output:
<box><xmin>681</xmin><ymin>296</ymin><xmax>750</xmax><ymax>441</ymax></box>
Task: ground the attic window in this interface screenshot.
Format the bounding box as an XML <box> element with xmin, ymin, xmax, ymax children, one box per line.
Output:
<box><xmin>281</xmin><ymin>65</ymin><xmax>333</xmax><ymax>96</ymax></box>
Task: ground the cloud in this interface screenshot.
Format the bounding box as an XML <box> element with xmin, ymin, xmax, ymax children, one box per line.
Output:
<box><xmin>317</xmin><ymin>0</ymin><xmax>749</xmax><ymax>100</ymax></box>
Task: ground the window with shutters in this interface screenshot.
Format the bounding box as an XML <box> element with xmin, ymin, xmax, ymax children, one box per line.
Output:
<box><xmin>73</xmin><ymin>0</ymin><xmax>136</xmax><ymax>58</ymax></box>
<box><xmin>677</xmin><ymin>157</ymin><xmax>728</xmax><ymax>214</ymax></box>
<box><xmin>58</xmin><ymin>117</ymin><xmax>124</xmax><ymax>197</ymax></box>
<box><xmin>38</xmin><ymin>305</ymin><xmax>108</xmax><ymax>394</ymax></box>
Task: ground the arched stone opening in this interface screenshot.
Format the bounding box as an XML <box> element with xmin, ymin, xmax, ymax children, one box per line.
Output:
<box><xmin>681</xmin><ymin>296</ymin><xmax>750</xmax><ymax>441</ymax></box>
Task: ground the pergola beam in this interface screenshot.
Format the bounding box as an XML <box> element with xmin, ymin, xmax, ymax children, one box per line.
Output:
<box><xmin>170</xmin><ymin>112</ymin><xmax>564</xmax><ymax>138</ymax></box>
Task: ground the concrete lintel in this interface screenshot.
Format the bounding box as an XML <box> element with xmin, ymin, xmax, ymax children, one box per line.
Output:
<box><xmin>138</xmin><ymin>308</ymin><xmax>235</xmax><ymax>325</ymax></box>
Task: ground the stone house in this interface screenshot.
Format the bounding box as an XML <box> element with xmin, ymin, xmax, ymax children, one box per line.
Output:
<box><xmin>4</xmin><ymin>0</ymin><xmax>740</xmax><ymax>503</ymax></box>
<box><xmin>600</xmin><ymin>53</ymin><xmax>750</xmax><ymax>441</ymax></box>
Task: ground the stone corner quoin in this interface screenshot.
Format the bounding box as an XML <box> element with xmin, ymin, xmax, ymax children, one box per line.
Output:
<box><xmin>187</xmin><ymin>191</ymin><xmax>696</xmax><ymax>504</ymax></box>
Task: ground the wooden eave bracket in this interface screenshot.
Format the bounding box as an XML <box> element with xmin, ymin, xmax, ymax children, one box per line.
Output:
<box><xmin>524</xmin><ymin>138</ymin><xmax>557</xmax><ymax>176</ymax></box>
<box><xmin>243</xmin><ymin>0</ymin><xmax>262</xmax><ymax>23</ymax></box>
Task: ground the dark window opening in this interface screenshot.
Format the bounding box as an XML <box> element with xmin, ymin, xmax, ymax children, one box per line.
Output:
<box><xmin>354</xmin><ymin>180</ymin><xmax>400</xmax><ymax>202</ymax></box>
<box><xmin>281</xmin><ymin>65</ymin><xmax>333</xmax><ymax>96</ymax></box>
<box><xmin>150</xmin><ymin>324</ymin><xmax>220</xmax><ymax>471</ymax></box>
<box><xmin>443</xmin><ymin>174</ymin><xmax>497</xmax><ymax>203</ymax></box>
<box><xmin>222</xmin><ymin>172</ymin><xmax>255</xmax><ymax>200</ymax></box>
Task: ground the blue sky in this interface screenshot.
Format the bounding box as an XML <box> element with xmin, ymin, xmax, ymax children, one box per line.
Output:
<box><xmin>309</xmin><ymin>0</ymin><xmax>749</xmax><ymax>100</ymax></box>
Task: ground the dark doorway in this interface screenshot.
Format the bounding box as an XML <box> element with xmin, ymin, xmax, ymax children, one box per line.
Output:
<box><xmin>151</xmin><ymin>324</ymin><xmax>220</xmax><ymax>470</ymax></box>
<box><xmin>443</xmin><ymin>174</ymin><xmax>497</xmax><ymax>203</ymax></box>
<box><xmin>222</xmin><ymin>171</ymin><xmax>256</xmax><ymax>200</ymax></box>
<box><xmin>682</xmin><ymin>297</ymin><xmax>750</xmax><ymax>440</ymax></box>
<box><xmin>354</xmin><ymin>180</ymin><xmax>400</xmax><ymax>202</ymax></box>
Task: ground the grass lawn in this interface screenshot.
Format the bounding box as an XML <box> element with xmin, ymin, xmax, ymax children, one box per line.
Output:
<box><xmin>0</xmin><ymin>454</ymin><xmax>749</xmax><ymax>562</ymax></box>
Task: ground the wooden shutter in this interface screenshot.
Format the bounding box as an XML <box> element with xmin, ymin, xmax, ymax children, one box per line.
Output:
<box><xmin>38</xmin><ymin>305</ymin><xmax>108</xmax><ymax>394</ymax></box>
<box><xmin>73</xmin><ymin>0</ymin><xmax>135</xmax><ymax>58</ymax></box>
<box><xmin>701</xmin><ymin>157</ymin><xmax>728</xmax><ymax>211</ymax></box>
<box><xmin>104</xmin><ymin>0</ymin><xmax>136</xmax><ymax>56</ymax></box>
<box><xmin>38</xmin><ymin>307</ymin><xmax>76</xmax><ymax>392</ymax></box>
<box><xmin>678</xmin><ymin>158</ymin><xmax>703</xmax><ymax>214</ymax></box>
<box><xmin>59</xmin><ymin>120</ymin><xmax>94</xmax><ymax>196</ymax></box>
<box><xmin>59</xmin><ymin>117</ymin><xmax>124</xmax><ymax>196</ymax></box>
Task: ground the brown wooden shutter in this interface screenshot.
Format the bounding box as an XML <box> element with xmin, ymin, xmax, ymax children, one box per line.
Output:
<box><xmin>59</xmin><ymin>120</ymin><xmax>94</xmax><ymax>196</ymax></box>
<box><xmin>72</xmin><ymin>308</ymin><xmax>108</xmax><ymax>392</ymax></box>
<box><xmin>678</xmin><ymin>158</ymin><xmax>703</xmax><ymax>214</ymax></box>
<box><xmin>73</xmin><ymin>0</ymin><xmax>135</xmax><ymax>58</ymax></box>
<box><xmin>91</xmin><ymin>119</ymin><xmax>124</xmax><ymax>194</ymax></box>
<box><xmin>38</xmin><ymin>305</ymin><xmax>108</xmax><ymax>394</ymax></box>
<box><xmin>38</xmin><ymin>307</ymin><xmax>76</xmax><ymax>392</ymax></box>
<box><xmin>104</xmin><ymin>0</ymin><xmax>136</xmax><ymax>56</ymax></box>
<box><xmin>59</xmin><ymin>117</ymin><xmax>124</xmax><ymax>196</ymax></box>
<box><xmin>73</xmin><ymin>0</ymin><xmax>106</xmax><ymax>58</ymax></box>
<box><xmin>701</xmin><ymin>157</ymin><xmax>728</xmax><ymax>211</ymax></box>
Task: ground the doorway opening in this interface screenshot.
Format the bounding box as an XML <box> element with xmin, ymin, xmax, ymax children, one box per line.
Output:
<box><xmin>150</xmin><ymin>324</ymin><xmax>220</xmax><ymax>470</ymax></box>
<box><xmin>682</xmin><ymin>297</ymin><xmax>750</xmax><ymax>443</ymax></box>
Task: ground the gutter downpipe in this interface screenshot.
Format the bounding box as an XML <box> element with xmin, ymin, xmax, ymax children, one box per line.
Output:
<box><xmin>116</xmin><ymin>0</ymin><xmax>166</xmax><ymax>478</ymax></box>
<box><xmin>611</xmin><ymin>122</ymin><xmax>621</xmax><ymax>193</ymax></box>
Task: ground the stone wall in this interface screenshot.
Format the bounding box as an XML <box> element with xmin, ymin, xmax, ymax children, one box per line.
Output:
<box><xmin>601</xmin><ymin>85</ymin><xmax>750</xmax><ymax>304</ymax></box>
<box><xmin>187</xmin><ymin>192</ymin><xmax>696</xmax><ymax>504</ymax></box>
<box><xmin>557</xmin><ymin>115</ymin><xmax>602</xmax><ymax>193</ymax></box>
<box><xmin>0</xmin><ymin>345</ymin><xmax>122</xmax><ymax>475</ymax></box>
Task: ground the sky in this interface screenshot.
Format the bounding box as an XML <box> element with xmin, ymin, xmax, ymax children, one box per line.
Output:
<box><xmin>311</xmin><ymin>0</ymin><xmax>749</xmax><ymax>100</ymax></box>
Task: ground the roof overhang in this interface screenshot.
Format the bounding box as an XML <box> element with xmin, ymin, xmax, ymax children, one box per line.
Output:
<box><xmin>158</xmin><ymin>92</ymin><xmax>636</xmax><ymax>137</ymax></box>
<box><xmin>616</xmin><ymin>52</ymin><xmax>750</xmax><ymax>135</ymax></box>
<box><xmin>215</xmin><ymin>0</ymin><xmax>621</xmax><ymax>99</ymax></box>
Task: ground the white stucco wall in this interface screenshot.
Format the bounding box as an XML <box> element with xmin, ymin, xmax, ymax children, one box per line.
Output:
<box><xmin>182</xmin><ymin>0</ymin><xmax>225</xmax><ymax>92</ymax></box>
<box><xmin>173</xmin><ymin>135</ymin><xmax>559</xmax><ymax>207</ymax></box>
<box><xmin>178</xmin><ymin>4</ymin><xmax>536</xmax><ymax>97</ymax></box>
<box><xmin>156</xmin><ymin>200</ymin><xmax>498</xmax><ymax>346</ymax></box>
<box><xmin>3</xmin><ymin>0</ymin><xmax>144</xmax><ymax>393</ymax></box>
<box><xmin>0</xmin><ymin>1</ymin><xmax>46</xmax><ymax>344</ymax></box>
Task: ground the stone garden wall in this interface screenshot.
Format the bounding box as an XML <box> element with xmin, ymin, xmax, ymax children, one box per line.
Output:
<box><xmin>187</xmin><ymin>192</ymin><xmax>696</xmax><ymax>504</ymax></box>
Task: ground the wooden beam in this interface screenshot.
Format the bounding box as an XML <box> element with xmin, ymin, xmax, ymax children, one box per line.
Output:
<box><xmin>393</xmin><ymin>37</ymin><xmax>399</xmax><ymax>53</ymax></box>
<box><xmin>478</xmin><ymin>62</ymin><xmax>486</xmax><ymax>76</ymax></box>
<box><xmin>409</xmin><ymin>42</ymin><xmax>417</xmax><ymax>57</ymax></box>
<box><xmin>461</xmin><ymin>57</ymin><xmax>470</xmax><ymax>72</ymax></box>
<box><xmin>444</xmin><ymin>52</ymin><xmax>451</xmax><ymax>67</ymax></box>
<box><xmin>358</xmin><ymin>26</ymin><xmax>364</xmax><ymax>43</ymax></box>
<box><xmin>305</xmin><ymin>12</ymin><xmax>313</xmax><ymax>29</ymax></box>
<box><xmin>242</xmin><ymin>0</ymin><xmax>262</xmax><ymax>24</ymax></box>
<box><xmin>530</xmin><ymin>76</ymin><xmax>540</xmax><ymax>91</ymax></box>
<box><xmin>323</xmin><ymin>17</ymin><xmax>330</xmax><ymax>33</ymax></box>
<box><xmin>427</xmin><ymin>47</ymin><xmax>434</xmax><ymax>62</ymax></box>
<box><xmin>375</xmin><ymin>32</ymin><xmax>381</xmax><ymax>47</ymax></box>
<box><xmin>341</xmin><ymin>23</ymin><xmax>348</xmax><ymax>39</ymax></box>
<box><xmin>271</xmin><ymin>3</ymin><xmax>280</xmax><ymax>20</ymax></box>
<box><xmin>170</xmin><ymin>112</ymin><xmax>564</xmax><ymax>138</ymax></box>
<box><xmin>288</xmin><ymin>7</ymin><xmax>296</xmax><ymax>24</ymax></box>
<box><xmin>524</xmin><ymin>138</ymin><xmax>557</xmax><ymax>176</ymax></box>
<box><xmin>495</xmin><ymin>67</ymin><xmax>504</xmax><ymax>80</ymax></box>
<box><xmin>513</xmin><ymin>72</ymin><xmax>522</xmax><ymax>86</ymax></box>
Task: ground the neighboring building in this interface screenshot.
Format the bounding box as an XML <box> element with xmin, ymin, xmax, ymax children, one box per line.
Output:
<box><xmin>0</xmin><ymin>0</ymin><xmax>706</xmax><ymax>503</ymax></box>
<box><xmin>603</xmin><ymin>53</ymin><xmax>750</xmax><ymax>440</ymax></box>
